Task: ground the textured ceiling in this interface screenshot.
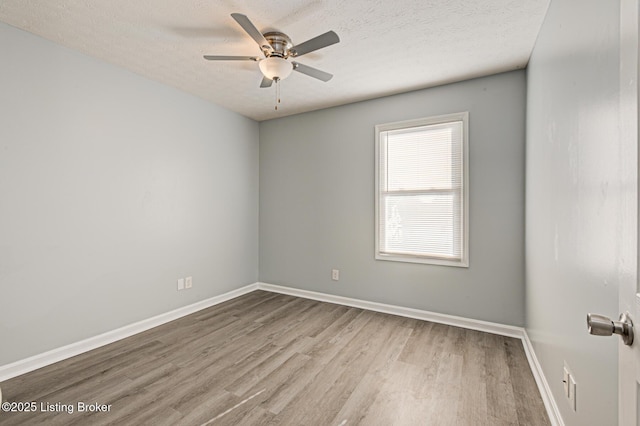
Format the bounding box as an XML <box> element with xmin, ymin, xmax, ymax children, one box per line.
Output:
<box><xmin>0</xmin><ymin>0</ymin><xmax>550</xmax><ymax>121</ymax></box>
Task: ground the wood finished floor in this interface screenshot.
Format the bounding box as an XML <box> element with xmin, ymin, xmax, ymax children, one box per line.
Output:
<box><xmin>0</xmin><ymin>291</ymin><xmax>549</xmax><ymax>426</ymax></box>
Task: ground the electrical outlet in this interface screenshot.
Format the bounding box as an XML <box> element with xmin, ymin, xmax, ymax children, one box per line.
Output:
<box><xmin>177</xmin><ymin>278</ymin><xmax>185</xmax><ymax>291</ymax></box>
<box><xmin>185</xmin><ymin>276</ymin><xmax>192</xmax><ymax>289</ymax></box>
<box><xmin>332</xmin><ymin>269</ymin><xmax>339</xmax><ymax>281</ymax></box>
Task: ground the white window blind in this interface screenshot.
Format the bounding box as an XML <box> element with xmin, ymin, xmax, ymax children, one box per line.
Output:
<box><xmin>375</xmin><ymin>112</ymin><xmax>469</xmax><ymax>267</ymax></box>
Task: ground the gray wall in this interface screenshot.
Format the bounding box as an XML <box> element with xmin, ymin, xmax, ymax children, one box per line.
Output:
<box><xmin>0</xmin><ymin>23</ymin><xmax>259</xmax><ymax>365</ymax></box>
<box><xmin>525</xmin><ymin>0</ymin><xmax>625</xmax><ymax>424</ymax></box>
<box><xmin>259</xmin><ymin>71</ymin><xmax>526</xmax><ymax>326</ymax></box>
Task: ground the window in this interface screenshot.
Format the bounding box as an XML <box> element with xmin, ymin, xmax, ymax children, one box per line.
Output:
<box><xmin>375</xmin><ymin>112</ymin><xmax>469</xmax><ymax>267</ymax></box>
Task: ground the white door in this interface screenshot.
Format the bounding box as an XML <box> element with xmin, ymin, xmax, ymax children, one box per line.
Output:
<box><xmin>619</xmin><ymin>0</ymin><xmax>640</xmax><ymax>424</ymax></box>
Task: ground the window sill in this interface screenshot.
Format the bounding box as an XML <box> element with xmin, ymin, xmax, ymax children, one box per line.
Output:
<box><xmin>375</xmin><ymin>252</ymin><xmax>469</xmax><ymax>268</ymax></box>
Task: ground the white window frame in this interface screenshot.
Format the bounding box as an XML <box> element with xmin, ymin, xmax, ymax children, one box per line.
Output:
<box><xmin>375</xmin><ymin>112</ymin><xmax>469</xmax><ymax>267</ymax></box>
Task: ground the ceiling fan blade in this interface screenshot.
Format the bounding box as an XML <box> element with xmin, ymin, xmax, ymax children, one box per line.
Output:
<box><xmin>260</xmin><ymin>76</ymin><xmax>273</xmax><ymax>88</ymax></box>
<box><xmin>231</xmin><ymin>13</ymin><xmax>273</xmax><ymax>53</ymax></box>
<box><xmin>203</xmin><ymin>55</ymin><xmax>259</xmax><ymax>61</ymax></box>
<box><xmin>290</xmin><ymin>31</ymin><xmax>339</xmax><ymax>57</ymax></box>
<box><xmin>292</xmin><ymin>62</ymin><xmax>333</xmax><ymax>82</ymax></box>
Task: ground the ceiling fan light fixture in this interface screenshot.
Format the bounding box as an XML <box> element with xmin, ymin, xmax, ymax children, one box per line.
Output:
<box><xmin>259</xmin><ymin>57</ymin><xmax>293</xmax><ymax>81</ymax></box>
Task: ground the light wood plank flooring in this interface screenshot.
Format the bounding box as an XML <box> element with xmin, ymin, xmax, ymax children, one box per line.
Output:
<box><xmin>0</xmin><ymin>291</ymin><xmax>549</xmax><ymax>425</ymax></box>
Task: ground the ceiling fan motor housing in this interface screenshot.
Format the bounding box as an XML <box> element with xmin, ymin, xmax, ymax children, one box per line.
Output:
<box><xmin>263</xmin><ymin>32</ymin><xmax>292</xmax><ymax>58</ymax></box>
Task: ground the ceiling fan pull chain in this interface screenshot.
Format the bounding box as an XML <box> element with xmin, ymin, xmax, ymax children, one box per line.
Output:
<box><xmin>275</xmin><ymin>77</ymin><xmax>281</xmax><ymax>110</ymax></box>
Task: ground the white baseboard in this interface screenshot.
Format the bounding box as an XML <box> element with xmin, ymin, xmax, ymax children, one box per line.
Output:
<box><xmin>0</xmin><ymin>280</ymin><xmax>563</xmax><ymax>426</ymax></box>
<box><xmin>257</xmin><ymin>282</ymin><xmax>524</xmax><ymax>338</ymax></box>
<box><xmin>257</xmin><ymin>282</ymin><xmax>563</xmax><ymax>425</ymax></box>
<box><xmin>521</xmin><ymin>331</ymin><xmax>565</xmax><ymax>426</ymax></box>
<box><xmin>0</xmin><ymin>283</ymin><xmax>258</xmax><ymax>382</ymax></box>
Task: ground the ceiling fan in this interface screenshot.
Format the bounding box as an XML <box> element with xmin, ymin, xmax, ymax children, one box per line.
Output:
<box><xmin>203</xmin><ymin>13</ymin><xmax>340</xmax><ymax>93</ymax></box>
